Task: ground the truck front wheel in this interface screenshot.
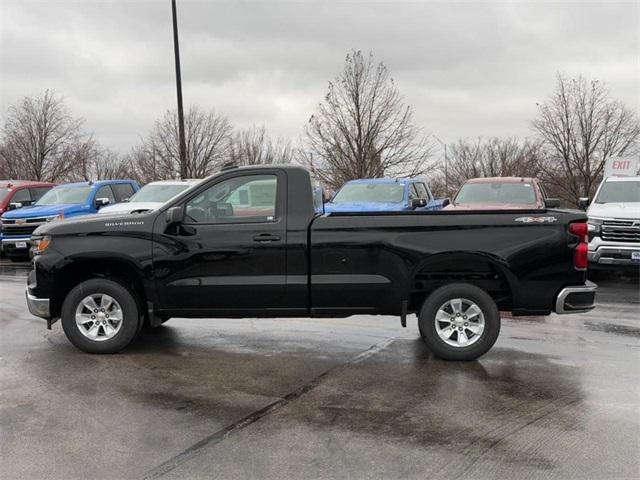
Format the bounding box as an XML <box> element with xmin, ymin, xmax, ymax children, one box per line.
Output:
<box><xmin>60</xmin><ymin>279</ymin><xmax>141</xmax><ymax>354</ymax></box>
<box><xmin>418</xmin><ymin>283</ymin><xmax>500</xmax><ymax>361</ymax></box>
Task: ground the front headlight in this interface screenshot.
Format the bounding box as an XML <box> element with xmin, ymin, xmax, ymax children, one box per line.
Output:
<box><xmin>32</xmin><ymin>235</ymin><xmax>52</xmax><ymax>254</ymax></box>
<box><xmin>46</xmin><ymin>215</ymin><xmax>63</xmax><ymax>222</ymax></box>
<box><xmin>587</xmin><ymin>217</ymin><xmax>603</xmax><ymax>233</ymax></box>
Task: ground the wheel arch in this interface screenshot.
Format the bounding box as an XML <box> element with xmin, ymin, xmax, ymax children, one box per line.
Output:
<box><xmin>408</xmin><ymin>252</ymin><xmax>515</xmax><ymax>313</ymax></box>
<box><xmin>50</xmin><ymin>255</ymin><xmax>149</xmax><ymax>319</ymax></box>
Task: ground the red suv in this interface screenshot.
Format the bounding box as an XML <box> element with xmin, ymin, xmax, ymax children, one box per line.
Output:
<box><xmin>0</xmin><ymin>180</ymin><xmax>57</xmax><ymax>215</ymax></box>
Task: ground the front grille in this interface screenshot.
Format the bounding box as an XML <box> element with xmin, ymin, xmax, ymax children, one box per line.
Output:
<box><xmin>1</xmin><ymin>224</ymin><xmax>40</xmax><ymax>236</ymax></box>
<box><xmin>601</xmin><ymin>219</ymin><xmax>640</xmax><ymax>243</ymax></box>
<box><xmin>2</xmin><ymin>216</ymin><xmax>52</xmax><ymax>225</ymax></box>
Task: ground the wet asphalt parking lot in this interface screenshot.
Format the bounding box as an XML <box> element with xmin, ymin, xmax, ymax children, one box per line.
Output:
<box><xmin>1</xmin><ymin>259</ymin><xmax>639</xmax><ymax>480</ymax></box>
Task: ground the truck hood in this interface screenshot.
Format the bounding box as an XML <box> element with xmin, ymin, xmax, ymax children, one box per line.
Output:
<box><xmin>325</xmin><ymin>201</ymin><xmax>406</xmax><ymax>212</ymax></box>
<box><xmin>1</xmin><ymin>203</ymin><xmax>90</xmax><ymax>220</ymax></box>
<box><xmin>34</xmin><ymin>211</ymin><xmax>156</xmax><ymax>236</ymax></box>
<box><xmin>587</xmin><ymin>202</ymin><xmax>640</xmax><ymax>220</ymax></box>
<box><xmin>98</xmin><ymin>202</ymin><xmax>163</xmax><ymax>215</ymax></box>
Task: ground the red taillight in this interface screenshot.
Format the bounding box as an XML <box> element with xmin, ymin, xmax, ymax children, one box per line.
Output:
<box><xmin>569</xmin><ymin>222</ymin><xmax>588</xmax><ymax>270</ymax></box>
<box><xmin>574</xmin><ymin>242</ymin><xmax>588</xmax><ymax>269</ymax></box>
<box><xmin>569</xmin><ymin>222</ymin><xmax>588</xmax><ymax>241</ymax></box>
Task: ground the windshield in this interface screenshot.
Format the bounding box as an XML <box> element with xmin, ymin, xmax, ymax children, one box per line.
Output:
<box><xmin>455</xmin><ymin>182</ymin><xmax>536</xmax><ymax>204</ymax></box>
<box><xmin>595</xmin><ymin>180</ymin><xmax>640</xmax><ymax>203</ymax></box>
<box><xmin>37</xmin><ymin>186</ymin><xmax>92</xmax><ymax>205</ymax></box>
<box><xmin>129</xmin><ymin>184</ymin><xmax>190</xmax><ymax>203</ymax></box>
<box><xmin>0</xmin><ymin>188</ymin><xmax>10</xmax><ymax>203</ymax></box>
<box><xmin>332</xmin><ymin>183</ymin><xmax>404</xmax><ymax>203</ymax></box>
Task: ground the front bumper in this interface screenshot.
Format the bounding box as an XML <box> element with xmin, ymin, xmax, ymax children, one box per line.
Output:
<box><xmin>2</xmin><ymin>237</ymin><xmax>32</xmax><ymax>256</ymax></box>
<box><xmin>25</xmin><ymin>287</ymin><xmax>51</xmax><ymax>320</ymax></box>
<box><xmin>588</xmin><ymin>237</ymin><xmax>640</xmax><ymax>267</ymax></box>
<box><xmin>554</xmin><ymin>281</ymin><xmax>597</xmax><ymax>314</ymax></box>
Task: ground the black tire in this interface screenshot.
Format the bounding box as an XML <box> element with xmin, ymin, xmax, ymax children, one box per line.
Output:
<box><xmin>418</xmin><ymin>283</ymin><xmax>500</xmax><ymax>361</ymax></box>
<box><xmin>61</xmin><ymin>278</ymin><xmax>141</xmax><ymax>354</ymax></box>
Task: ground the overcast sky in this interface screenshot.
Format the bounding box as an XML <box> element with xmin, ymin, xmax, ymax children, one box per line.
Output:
<box><xmin>1</xmin><ymin>0</ymin><xmax>638</xmax><ymax>153</ymax></box>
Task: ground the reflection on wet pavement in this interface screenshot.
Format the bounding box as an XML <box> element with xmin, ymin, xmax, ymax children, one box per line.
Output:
<box><xmin>1</xmin><ymin>261</ymin><xmax>638</xmax><ymax>479</ymax></box>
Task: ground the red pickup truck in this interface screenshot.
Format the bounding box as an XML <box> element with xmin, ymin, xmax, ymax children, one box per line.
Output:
<box><xmin>1</xmin><ymin>181</ymin><xmax>57</xmax><ymax>256</ymax></box>
<box><xmin>445</xmin><ymin>177</ymin><xmax>560</xmax><ymax>210</ymax></box>
<box><xmin>0</xmin><ymin>181</ymin><xmax>57</xmax><ymax>215</ymax></box>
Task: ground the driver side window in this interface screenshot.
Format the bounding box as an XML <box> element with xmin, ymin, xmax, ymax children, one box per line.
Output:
<box><xmin>408</xmin><ymin>184</ymin><xmax>419</xmax><ymax>200</ymax></box>
<box><xmin>95</xmin><ymin>185</ymin><xmax>116</xmax><ymax>205</ymax></box>
<box><xmin>185</xmin><ymin>174</ymin><xmax>277</xmax><ymax>224</ymax></box>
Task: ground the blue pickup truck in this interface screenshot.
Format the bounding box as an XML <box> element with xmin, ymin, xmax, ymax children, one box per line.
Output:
<box><xmin>1</xmin><ymin>179</ymin><xmax>139</xmax><ymax>259</ymax></box>
<box><xmin>325</xmin><ymin>178</ymin><xmax>446</xmax><ymax>213</ymax></box>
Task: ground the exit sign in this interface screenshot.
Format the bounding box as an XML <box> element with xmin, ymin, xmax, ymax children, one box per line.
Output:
<box><xmin>604</xmin><ymin>156</ymin><xmax>639</xmax><ymax>177</ymax></box>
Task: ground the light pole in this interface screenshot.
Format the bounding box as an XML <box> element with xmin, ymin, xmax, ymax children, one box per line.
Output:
<box><xmin>433</xmin><ymin>135</ymin><xmax>449</xmax><ymax>198</ymax></box>
<box><xmin>171</xmin><ymin>0</ymin><xmax>187</xmax><ymax>179</ymax></box>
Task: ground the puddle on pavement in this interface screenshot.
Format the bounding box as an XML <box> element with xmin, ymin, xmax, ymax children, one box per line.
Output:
<box><xmin>584</xmin><ymin>321</ymin><xmax>640</xmax><ymax>338</ymax></box>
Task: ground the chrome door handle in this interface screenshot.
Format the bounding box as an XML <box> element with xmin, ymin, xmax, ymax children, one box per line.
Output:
<box><xmin>253</xmin><ymin>233</ymin><xmax>281</xmax><ymax>242</ymax></box>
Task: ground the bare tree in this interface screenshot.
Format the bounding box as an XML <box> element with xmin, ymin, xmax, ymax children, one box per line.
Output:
<box><xmin>125</xmin><ymin>144</ymin><xmax>161</xmax><ymax>185</ymax></box>
<box><xmin>229</xmin><ymin>125</ymin><xmax>294</xmax><ymax>165</ymax></box>
<box><xmin>449</xmin><ymin>137</ymin><xmax>542</xmax><ymax>184</ymax></box>
<box><xmin>532</xmin><ymin>74</ymin><xmax>639</xmax><ymax>204</ymax></box>
<box><xmin>0</xmin><ymin>90</ymin><xmax>91</xmax><ymax>181</ymax></box>
<box><xmin>302</xmin><ymin>50</ymin><xmax>433</xmax><ymax>190</ymax></box>
<box><xmin>132</xmin><ymin>106</ymin><xmax>232</xmax><ymax>180</ymax></box>
<box><xmin>426</xmin><ymin>137</ymin><xmax>543</xmax><ymax>198</ymax></box>
<box><xmin>79</xmin><ymin>146</ymin><xmax>133</xmax><ymax>181</ymax></box>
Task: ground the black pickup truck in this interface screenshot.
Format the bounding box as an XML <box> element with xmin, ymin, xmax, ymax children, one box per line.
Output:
<box><xmin>25</xmin><ymin>165</ymin><xmax>596</xmax><ymax>360</ymax></box>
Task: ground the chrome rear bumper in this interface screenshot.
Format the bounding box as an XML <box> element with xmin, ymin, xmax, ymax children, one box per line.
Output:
<box><xmin>555</xmin><ymin>281</ymin><xmax>597</xmax><ymax>314</ymax></box>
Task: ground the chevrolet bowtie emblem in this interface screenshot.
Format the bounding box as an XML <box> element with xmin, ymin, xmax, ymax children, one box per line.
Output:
<box><xmin>15</xmin><ymin>219</ymin><xmax>26</xmax><ymax>225</ymax></box>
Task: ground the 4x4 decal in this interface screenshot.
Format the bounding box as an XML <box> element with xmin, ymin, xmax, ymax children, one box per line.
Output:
<box><xmin>514</xmin><ymin>216</ymin><xmax>558</xmax><ymax>223</ymax></box>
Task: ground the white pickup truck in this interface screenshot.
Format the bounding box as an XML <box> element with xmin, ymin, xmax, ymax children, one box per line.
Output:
<box><xmin>586</xmin><ymin>176</ymin><xmax>640</xmax><ymax>268</ymax></box>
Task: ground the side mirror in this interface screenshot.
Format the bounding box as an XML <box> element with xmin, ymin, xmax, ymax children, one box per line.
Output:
<box><xmin>577</xmin><ymin>197</ymin><xmax>590</xmax><ymax>210</ymax></box>
<box><xmin>441</xmin><ymin>198</ymin><xmax>451</xmax><ymax>208</ymax></box>
<box><xmin>166</xmin><ymin>206</ymin><xmax>184</xmax><ymax>224</ymax></box>
<box><xmin>215</xmin><ymin>202</ymin><xmax>233</xmax><ymax>218</ymax></box>
<box><xmin>410</xmin><ymin>198</ymin><xmax>427</xmax><ymax>209</ymax></box>
<box><xmin>95</xmin><ymin>197</ymin><xmax>110</xmax><ymax>208</ymax></box>
<box><xmin>7</xmin><ymin>202</ymin><xmax>22</xmax><ymax>211</ymax></box>
<box><xmin>544</xmin><ymin>198</ymin><xmax>560</xmax><ymax>208</ymax></box>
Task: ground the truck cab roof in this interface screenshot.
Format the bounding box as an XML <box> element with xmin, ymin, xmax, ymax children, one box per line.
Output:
<box><xmin>344</xmin><ymin>178</ymin><xmax>421</xmax><ymax>184</ymax></box>
<box><xmin>0</xmin><ymin>180</ymin><xmax>57</xmax><ymax>188</ymax></box>
<box><xmin>601</xmin><ymin>175</ymin><xmax>640</xmax><ymax>182</ymax></box>
<box><xmin>56</xmin><ymin>179</ymin><xmax>138</xmax><ymax>188</ymax></box>
<box><xmin>464</xmin><ymin>177</ymin><xmax>538</xmax><ymax>184</ymax></box>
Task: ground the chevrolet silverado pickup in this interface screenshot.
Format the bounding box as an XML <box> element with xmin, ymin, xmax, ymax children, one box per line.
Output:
<box><xmin>586</xmin><ymin>176</ymin><xmax>640</xmax><ymax>268</ymax></box>
<box><xmin>25</xmin><ymin>165</ymin><xmax>596</xmax><ymax>360</ymax></box>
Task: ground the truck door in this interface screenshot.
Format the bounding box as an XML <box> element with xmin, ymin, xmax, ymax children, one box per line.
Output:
<box><xmin>153</xmin><ymin>170</ymin><xmax>287</xmax><ymax>314</ymax></box>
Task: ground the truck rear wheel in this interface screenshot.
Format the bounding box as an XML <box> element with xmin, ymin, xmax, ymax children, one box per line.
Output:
<box><xmin>61</xmin><ymin>279</ymin><xmax>141</xmax><ymax>354</ymax></box>
<box><xmin>418</xmin><ymin>283</ymin><xmax>500</xmax><ymax>361</ymax></box>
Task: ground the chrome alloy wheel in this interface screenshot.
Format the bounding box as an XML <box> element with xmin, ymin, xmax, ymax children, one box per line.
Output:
<box><xmin>434</xmin><ymin>298</ymin><xmax>485</xmax><ymax>348</ymax></box>
<box><xmin>75</xmin><ymin>294</ymin><xmax>123</xmax><ymax>342</ymax></box>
